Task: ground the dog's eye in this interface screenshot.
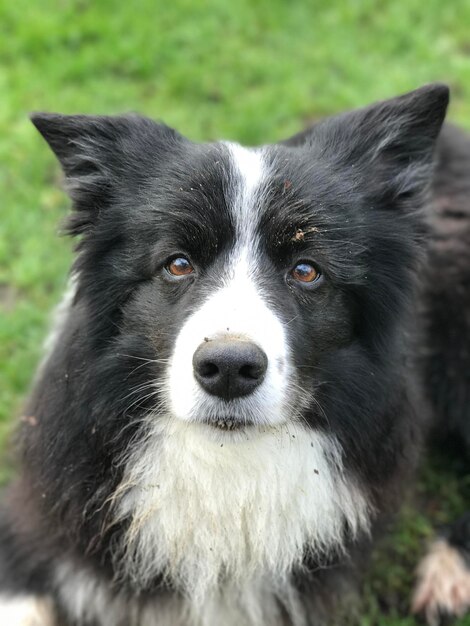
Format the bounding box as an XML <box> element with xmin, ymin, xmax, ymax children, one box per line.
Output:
<box><xmin>291</xmin><ymin>262</ymin><xmax>321</xmax><ymax>284</ymax></box>
<box><xmin>166</xmin><ymin>256</ymin><xmax>194</xmax><ymax>277</ymax></box>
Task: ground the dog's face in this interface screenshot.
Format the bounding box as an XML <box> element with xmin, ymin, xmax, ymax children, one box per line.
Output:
<box><xmin>30</xmin><ymin>85</ymin><xmax>448</xmax><ymax>608</ymax></box>
<box><xmin>32</xmin><ymin>85</ymin><xmax>446</xmax><ymax>444</ymax></box>
<box><xmin>106</xmin><ymin>139</ymin><xmax>359</xmax><ymax>435</ymax></box>
<box><xmin>36</xmin><ymin>119</ymin><xmax>361</xmax><ymax>436</ymax></box>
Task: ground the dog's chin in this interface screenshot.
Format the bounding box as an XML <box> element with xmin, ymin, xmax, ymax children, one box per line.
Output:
<box><xmin>176</xmin><ymin>414</ymin><xmax>283</xmax><ymax>443</ymax></box>
<box><xmin>201</xmin><ymin>416</ymin><xmax>254</xmax><ymax>431</ymax></box>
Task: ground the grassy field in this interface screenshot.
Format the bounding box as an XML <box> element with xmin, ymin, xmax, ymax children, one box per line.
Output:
<box><xmin>1</xmin><ymin>1</ymin><xmax>469</xmax><ymax>623</ymax></box>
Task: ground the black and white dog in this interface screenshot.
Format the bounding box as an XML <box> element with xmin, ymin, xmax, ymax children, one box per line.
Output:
<box><xmin>1</xmin><ymin>84</ymin><xmax>469</xmax><ymax>626</ymax></box>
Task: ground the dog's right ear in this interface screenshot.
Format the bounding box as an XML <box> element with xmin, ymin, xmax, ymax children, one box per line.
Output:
<box><xmin>31</xmin><ymin>113</ymin><xmax>179</xmax><ymax>235</ymax></box>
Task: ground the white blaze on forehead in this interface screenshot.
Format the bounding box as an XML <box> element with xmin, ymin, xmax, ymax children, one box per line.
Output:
<box><xmin>225</xmin><ymin>142</ymin><xmax>266</xmax><ymax>241</ymax></box>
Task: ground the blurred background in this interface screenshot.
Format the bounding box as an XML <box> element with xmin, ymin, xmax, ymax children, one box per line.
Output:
<box><xmin>1</xmin><ymin>1</ymin><xmax>469</xmax><ymax>623</ymax></box>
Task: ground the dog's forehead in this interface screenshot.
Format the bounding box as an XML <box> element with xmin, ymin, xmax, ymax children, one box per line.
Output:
<box><xmin>190</xmin><ymin>140</ymin><xmax>314</xmax><ymax>230</ymax></box>
<box><xmin>144</xmin><ymin>138</ymin><xmax>357</xmax><ymax>268</ymax></box>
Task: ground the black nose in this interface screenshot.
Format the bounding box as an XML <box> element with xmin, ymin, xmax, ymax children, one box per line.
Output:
<box><xmin>193</xmin><ymin>340</ymin><xmax>268</xmax><ymax>400</ymax></box>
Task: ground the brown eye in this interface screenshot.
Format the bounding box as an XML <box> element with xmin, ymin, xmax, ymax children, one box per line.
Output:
<box><xmin>291</xmin><ymin>262</ymin><xmax>320</xmax><ymax>283</ymax></box>
<box><xmin>166</xmin><ymin>256</ymin><xmax>194</xmax><ymax>277</ymax></box>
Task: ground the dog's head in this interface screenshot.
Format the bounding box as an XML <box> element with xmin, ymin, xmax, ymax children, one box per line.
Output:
<box><xmin>32</xmin><ymin>84</ymin><xmax>447</xmax><ymax>447</ymax></box>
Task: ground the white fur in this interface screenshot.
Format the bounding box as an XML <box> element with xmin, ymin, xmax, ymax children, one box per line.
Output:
<box><xmin>55</xmin><ymin>559</ymin><xmax>299</xmax><ymax>626</ymax></box>
<box><xmin>412</xmin><ymin>540</ymin><xmax>470</xmax><ymax>624</ymax></box>
<box><xmin>36</xmin><ymin>275</ymin><xmax>77</xmax><ymax>376</ymax></box>
<box><xmin>227</xmin><ymin>143</ymin><xmax>265</xmax><ymax>198</ymax></box>
<box><xmin>0</xmin><ymin>595</ymin><xmax>55</xmax><ymax>626</ymax></box>
<box><xmin>114</xmin><ymin>419</ymin><xmax>370</xmax><ymax>626</ymax></box>
<box><xmin>56</xmin><ymin>562</ymin><xmax>120</xmax><ymax>626</ymax></box>
<box><xmin>225</xmin><ymin>142</ymin><xmax>266</xmax><ymax>242</ymax></box>
<box><xmin>55</xmin><ymin>561</ymin><xmax>185</xmax><ymax>626</ymax></box>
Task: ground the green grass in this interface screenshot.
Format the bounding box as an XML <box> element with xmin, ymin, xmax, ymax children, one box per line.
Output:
<box><xmin>1</xmin><ymin>0</ymin><xmax>469</xmax><ymax>623</ymax></box>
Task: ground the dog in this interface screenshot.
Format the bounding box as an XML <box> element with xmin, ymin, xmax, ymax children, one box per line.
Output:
<box><xmin>0</xmin><ymin>83</ymin><xmax>468</xmax><ymax>626</ymax></box>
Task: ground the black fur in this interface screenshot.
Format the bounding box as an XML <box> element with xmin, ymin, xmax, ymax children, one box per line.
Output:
<box><xmin>1</xmin><ymin>84</ymin><xmax>469</xmax><ymax>625</ymax></box>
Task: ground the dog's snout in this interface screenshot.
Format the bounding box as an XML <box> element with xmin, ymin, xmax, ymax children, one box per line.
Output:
<box><xmin>193</xmin><ymin>340</ymin><xmax>268</xmax><ymax>400</ymax></box>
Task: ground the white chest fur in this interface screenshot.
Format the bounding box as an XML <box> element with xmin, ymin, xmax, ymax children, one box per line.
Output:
<box><xmin>114</xmin><ymin>420</ymin><xmax>370</xmax><ymax>626</ymax></box>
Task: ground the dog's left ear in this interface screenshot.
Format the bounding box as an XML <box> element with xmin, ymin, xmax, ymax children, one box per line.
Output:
<box><xmin>286</xmin><ymin>83</ymin><xmax>449</xmax><ymax>206</ymax></box>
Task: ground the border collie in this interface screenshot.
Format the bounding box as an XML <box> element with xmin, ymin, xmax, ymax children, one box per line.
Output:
<box><xmin>1</xmin><ymin>84</ymin><xmax>469</xmax><ymax>626</ymax></box>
